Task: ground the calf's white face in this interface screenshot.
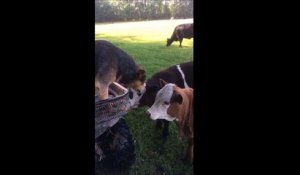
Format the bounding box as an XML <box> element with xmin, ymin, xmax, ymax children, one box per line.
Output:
<box><xmin>147</xmin><ymin>83</ymin><xmax>176</xmax><ymax>121</ymax></box>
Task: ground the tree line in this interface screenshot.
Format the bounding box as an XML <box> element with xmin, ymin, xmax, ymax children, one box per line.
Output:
<box><xmin>95</xmin><ymin>0</ymin><xmax>193</xmax><ymax>22</ymax></box>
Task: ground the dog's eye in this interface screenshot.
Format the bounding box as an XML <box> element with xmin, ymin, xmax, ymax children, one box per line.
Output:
<box><xmin>137</xmin><ymin>90</ymin><xmax>142</xmax><ymax>96</ymax></box>
<box><xmin>164</xmin><ymin>101</ymin><xmax>169</xmax><ymax>105</ymax></box>
<box><xmin>129</xmin><ymin>90</ymin><xmax>133</xmax><ymax>99</ymax></box>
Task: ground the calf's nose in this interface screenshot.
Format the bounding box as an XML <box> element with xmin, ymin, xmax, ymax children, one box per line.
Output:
<box><xmin>146</xmin><ymin>110</ymin><xmax>151</xmax><ymax>117</ymax></box>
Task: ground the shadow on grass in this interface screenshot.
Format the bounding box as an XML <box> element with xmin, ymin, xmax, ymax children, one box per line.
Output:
<box><xmin>95</xmin><ymin>108</ymin><xmax>193</xmax><ymax>175</ymax></box>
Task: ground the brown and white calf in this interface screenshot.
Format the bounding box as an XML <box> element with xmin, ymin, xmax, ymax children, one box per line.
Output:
<box><xmin>146</xmin><ymin>79</ymin><xmax>194</xmax><ymax>162</ymax></box>
<box><xmin>128</xmin><ymin>61</ymin><xmax>193</xmax><ymax>142</ymax></box>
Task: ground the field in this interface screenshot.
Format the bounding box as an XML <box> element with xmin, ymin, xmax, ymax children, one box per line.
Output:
<box><xmin>95</xmin><ymin>19</ymin><xmax>193</xmax><ymax>175</ymax></box>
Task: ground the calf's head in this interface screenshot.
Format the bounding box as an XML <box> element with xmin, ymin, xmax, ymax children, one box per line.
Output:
<box><xmin>129</xmin><ymin>78</ymin><xmax>162</xmax><ymax>108</ymax></box>
<box><xmin>147</xmin><ymin>79</ymin><xmax>183</xmax><ymax>121</ymax></box>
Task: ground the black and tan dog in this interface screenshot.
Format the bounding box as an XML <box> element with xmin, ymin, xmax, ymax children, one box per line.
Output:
<box><xmin>95</xmin><ymin>40</ymin><xmax>146</xmax><ymax>100</ymax></box>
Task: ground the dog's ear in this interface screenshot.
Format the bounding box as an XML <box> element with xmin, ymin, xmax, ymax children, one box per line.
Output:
<box><xmin>137</xmin><ymin>68</ymin><xmax>146</xmax><ymax>82</ymax></box>
<box><xmin>159</xmin><ymin>78</ymin><xmax>168</xmax><ymax>88</ymax></box>
<box><xmin>170</xmin><ymin>93</ymin><xmax>183</xmax><ymax>104</ymax></box>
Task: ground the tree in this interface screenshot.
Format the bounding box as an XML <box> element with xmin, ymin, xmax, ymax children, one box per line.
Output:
<box><xmin>95</xmin><ymin>0</ymin><xmax>193</xmax><ymax>22</ymax></box>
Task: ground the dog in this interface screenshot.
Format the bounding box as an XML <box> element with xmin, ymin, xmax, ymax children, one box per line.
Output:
<box><xmin>146</xmin><ymin>79</ymin><xmax>194</xmax><ymax>163</ymax></box>
<box><xmin>95</xmin><ymin>40</ymin><xmax>146</xmax><ymax>100</ymax></box>
<box><xmin>166</xmin><ymin>23</ymin><xmax>193</xmax><ymax>47</ymax></box>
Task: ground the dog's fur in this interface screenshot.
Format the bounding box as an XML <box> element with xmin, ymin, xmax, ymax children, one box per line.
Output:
<box><xmin>95</xmin><ymin>40</ymin><xmax>146</xmax><ymax>100</ymax></box>
<box><xmin>147</xmin><ymin>79</ymin><xmax>193</xmax><ymax>162</ymax></box>
<box><xmin>166</xmin><ymin>23</ymin><xmax>193</xmax><ymax>47</ymax></box>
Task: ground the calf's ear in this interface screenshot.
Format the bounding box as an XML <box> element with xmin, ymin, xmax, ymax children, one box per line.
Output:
<box><xmin>170</xmin><ymin>93</ymin><xmax>183</xmax><ymax>104</ymax></box>
<box><xmin>159</xmin><ymin>78</ymin><xmax>168</xmax><ymax>88</ymax></box>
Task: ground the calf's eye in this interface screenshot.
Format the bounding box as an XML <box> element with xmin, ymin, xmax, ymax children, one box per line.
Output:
<box><xmin>164</xmin><ymin>101</ymin><xmax>169</xmax><ymax>105</ymax></box>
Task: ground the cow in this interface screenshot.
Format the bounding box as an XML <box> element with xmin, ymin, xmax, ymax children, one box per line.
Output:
<box><xmin>166</xmin><ymin>23</ymin><xmax>193</xmax><ymax>47</ymax></box>
<box><xmin>147</xmin><ymin>79</ymin><xmax>194</xmax><ymax>163</ymax></box>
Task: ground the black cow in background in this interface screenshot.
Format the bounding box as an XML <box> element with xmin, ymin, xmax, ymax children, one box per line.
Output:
<box><xmin>166</xmin><ymin>23</ymin><xmax>193</xmax><ymax>47</ymax></box>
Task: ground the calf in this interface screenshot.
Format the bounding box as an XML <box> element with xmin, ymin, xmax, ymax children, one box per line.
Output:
<box><xmin>147</xmin><ymin>79</ymin><xmax>194</xmax><ymax>163</ymax></box>
<box><xmin>166</xmin><ymin>23</ymin><xmax>193</xmax><ymax>47</ymax></box>
<box><xmin>129</xmin><ymin>61</ymin><xmax>193</xmax><ymax>142</ymax></box>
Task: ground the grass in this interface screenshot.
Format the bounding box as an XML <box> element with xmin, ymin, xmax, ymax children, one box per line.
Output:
<box><xmin>95</xmin><ymin>19</ymin><xmax>193</xmax><ymax>175</ymax></box>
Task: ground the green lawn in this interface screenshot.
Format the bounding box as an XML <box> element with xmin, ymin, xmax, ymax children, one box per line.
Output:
<box><xmin>95</xmin><ymin>19</ymin><xmax>193</xmax><ymax>175</ymax></box>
